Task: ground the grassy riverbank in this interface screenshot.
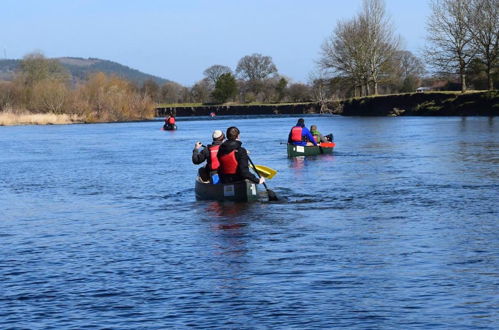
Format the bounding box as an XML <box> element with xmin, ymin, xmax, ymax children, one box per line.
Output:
<box><xmin>0</xmin><ymin>111</ymin><xmax>84</xmax><ymax>126</ymax></box>
<box><xmin>2</xmin><ymin>91</ymin><xmax>496</xmax><ymax>126</ymax></box>
<box><xmin>157</xmin><ymin>91</ymin><xmax>498</xmax><ymax>117</ymax></box>
<box><xmin>339</xmin><ymin>91</ymin><xmax>498</xmax><ymax>116</ymax></box>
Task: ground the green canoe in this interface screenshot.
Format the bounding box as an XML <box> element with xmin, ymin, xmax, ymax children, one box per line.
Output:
<box><xmin>195</xmin><ymin>178</ymin><xmax>259</xmax><ymax>202</ymax></box>
<box><xmin>287</xmin><ymin>142</ymin><xmax>336</xmax><ymax>157</ymax></box>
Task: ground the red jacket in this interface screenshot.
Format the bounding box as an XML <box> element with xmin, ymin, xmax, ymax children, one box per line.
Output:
<box><xmin>208</xmin><ymin>145</ymin><xmax>221</xmax><ymax>171</ymax></box>
<box><xmin>217</xmin><ymin>140</ymin><xmax>259</xmax><ymax>184</ymax></box>
<box><xmin>290</xmin><ymin>126</ymin><xmax>303</xmax><ymax>142</ymax></box>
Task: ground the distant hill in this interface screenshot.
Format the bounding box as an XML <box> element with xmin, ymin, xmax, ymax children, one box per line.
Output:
<box><xmin>0</xmin><ymin>57</ymin><xmax>171</xmax><ymax>86</ymax></box>
<box><xmin>0</xmin><ymin>59</ymin><xmax>20</xmax><ymax>81</ymax></box>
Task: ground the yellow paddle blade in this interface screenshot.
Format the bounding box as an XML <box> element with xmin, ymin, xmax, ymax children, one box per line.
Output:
<box><xmin>251</xmin><ymin>164</ymin><xmax>277</xmax><ymax>179</ymax></box>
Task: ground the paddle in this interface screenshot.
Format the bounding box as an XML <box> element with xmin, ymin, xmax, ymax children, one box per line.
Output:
<box><xmin>247</xmin><ymin>156</ymin><xmax>279</xmax><ymax>201</ymax></box>
<box><xmin>250</xmin><ymin>164</ymin><xmax>277</xmax><ymax>179</ymax></box>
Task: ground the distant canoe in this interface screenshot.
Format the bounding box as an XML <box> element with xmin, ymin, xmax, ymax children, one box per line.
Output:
<box><xmin>287</xmin><ymin>142</ymin><xmax>336</xmax><ymax>157</ymax></box>
<box><xmin>195</xmin><ymin>178</ymin><xmax>259</xmax><ymax>202</ymax></box>
<box><xmin>162</xmin><ymin>124</ymin><xmax>177</xmax><ymax>130</ymax></box>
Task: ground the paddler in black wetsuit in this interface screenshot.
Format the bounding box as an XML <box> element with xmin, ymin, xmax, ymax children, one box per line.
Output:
<box><xmin>192</xmin><ymin>130</ymin><xmax>225</xmax><ymax>183</ymax></box>
<box><xmin>217</xmin><ymin>126</ymin><xmax>265</xmax><ymax>185</ymax></box>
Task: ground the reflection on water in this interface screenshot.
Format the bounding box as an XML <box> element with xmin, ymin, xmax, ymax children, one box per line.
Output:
<box><xmin>204</xmin><ymin>201</ymin><xmax>253</xmax><ymax>219</ymax></box>
<box><xmin>290</xmin><ymin>156</ymin><xmax>306</xmax><ymax>170</ymax></box>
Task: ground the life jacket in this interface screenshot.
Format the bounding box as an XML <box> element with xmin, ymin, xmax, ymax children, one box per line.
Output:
<box><xmin>310</xmin><ymin>130</ymin><xmax>320</xmax><ymax>142</ymax></box>
<box><xmin>291</xmin><ymin>126</ymin><xmax>303</xmax><ymax>142</ymax></box>
<box><xmin>208</xmin><ymin>145</ymin><xmax>220</xmax><ymax>171</ymax></box>
<box><xmin>167</xmin><ymin>117</ymin><xmax>175</xmax><ymax>125</ymax></box>
<box><xmin>219</xmin><ymin>150</ymin><xmax>238</xmax><ymax>174</ymax></box>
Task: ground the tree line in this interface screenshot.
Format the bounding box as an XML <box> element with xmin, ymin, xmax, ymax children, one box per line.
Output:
<box><xmin>149</xmin><ymin>0</ymin><xmax>497</xmax><ymax>104</ymax></box>
<box><xmin>0</xmin><ymin>0</ymin><xmax>496</xmax><ymax>117</ymax></box>
<box><xmin>320</xmin><ymin>0</ymin><xmax>497</xmax><ymax>96</ymax></box>
<box><xmin>143</xmin><ymin>54</ymin><xmax>315</xmax><ymax>105</ymax></box>
<box><xmin>425</xmin><ymin>0</ymin><xmax>498</xmax><ymax>92</ymax></box>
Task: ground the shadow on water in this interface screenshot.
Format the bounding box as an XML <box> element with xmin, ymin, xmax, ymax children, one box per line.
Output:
<box><xmin>288</xmin><ymin>154</ymin><xmax>336</xmax><ymax>168</ymax></box>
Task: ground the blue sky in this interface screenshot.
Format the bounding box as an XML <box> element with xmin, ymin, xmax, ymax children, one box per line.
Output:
<box><xmin>1</xmin><ymin>0</ymin><xmax>430</xmax><ymax>86</ymax></box>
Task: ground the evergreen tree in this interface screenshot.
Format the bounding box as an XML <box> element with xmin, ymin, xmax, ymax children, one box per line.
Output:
<box><xmin>211</xmin><ymin>73</ymin><xmax>237</xmax><ymax>103</ymax></box>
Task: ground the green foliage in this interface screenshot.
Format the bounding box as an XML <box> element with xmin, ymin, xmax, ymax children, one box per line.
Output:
<box><xmin>275</xmin><ymin>77</ymin><xmax>287</xmax><ymax>102</ymax></box>
<box><xmin>211</xmin><ymin>73</ymin><xmax>238</xmax><ymax>104</ymax></box>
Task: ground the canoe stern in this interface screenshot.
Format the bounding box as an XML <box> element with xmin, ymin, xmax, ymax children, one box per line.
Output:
<box><xmin>195</xmin><ymin>178</ymin><xmax>259</xmax><ymax>202</ymax></box>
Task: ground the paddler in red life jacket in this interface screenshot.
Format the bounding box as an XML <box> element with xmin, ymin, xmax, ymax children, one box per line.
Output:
<box><xmin>164</xmin><ymin>114</ymin><xmax>176</xmax><ymax>129</ymax></box>
<box><xmin>192</xmin><ymin>130</ymin><xmax>225</xmax><ymax>183</ymax></box>
<box><xmin>288</xmin><ymin>118</ymin><xmax>318</xmax><ymax>146</ymax></box>
<box><xmin>217</xmin><ymin>126</ymin><xmax>265</xmax><ymax>185</ymax></box>
<box><xmin>166</xmin><ymin>115</ymin><xmax>176</xmax><ymax>125</ymax></box>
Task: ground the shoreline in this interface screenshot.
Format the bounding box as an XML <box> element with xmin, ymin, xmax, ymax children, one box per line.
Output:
<box><xmin>158</xmin><ymin>91</ymin><xmax>498</xmax><ymax>117</ymax></box>
<box><xmin>2</xmin><ymin>91</ymin><xmax>497</xmax><ymax>126</ymax></box>
<box><xmin>0</xmin><ymin>111</ymin><xmax>159</xmax><ymax>127</ymax></box>
<box><xmin>0</xmin><ymin>112</ymin><xmax>84</xmax><ymax>126</ymax></box>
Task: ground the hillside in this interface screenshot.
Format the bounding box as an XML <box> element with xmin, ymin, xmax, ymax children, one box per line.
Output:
<box><xmin>0</xmin><ymin>57</ymin><xmax>171</xmax><ymax>86</ymax></box>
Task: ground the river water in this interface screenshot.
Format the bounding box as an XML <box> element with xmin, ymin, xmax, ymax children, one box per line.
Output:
<box><xmin>1</xmin><ymin>115</ymin><xmax>498</xmax><ymax>328</ymax></box>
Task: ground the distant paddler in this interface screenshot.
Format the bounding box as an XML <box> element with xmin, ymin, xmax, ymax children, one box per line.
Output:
<box><xmin>163</xmin><ymin>113</ymin><xmax>177</xmax><ymax>130</ymax></box>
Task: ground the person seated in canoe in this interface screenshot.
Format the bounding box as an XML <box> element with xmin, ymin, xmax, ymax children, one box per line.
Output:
<box><xmin>164</xmin><ymin>114</ymin><xmax>176</xmax><ymax>129</ymax></box>
<box><xmin>309</xmin><ymin>125</ymin><xmax>334</xmax><ymax>143</ymax></box>
<box><xmin>217</xmin><ymin>126</ymin><xmax>265</xmax><ymax>185</ymax></box>
<box><xmin>288</xmin><ymin>118</ymin><xmax>317</xmax><ymax>146</ymax></box>
<box><xmin>192</xmin><ymin>130</ymin><xmax>225</xmax><ymax>183</ymax></box>
<box><xmin>310</xmin><ymin>124</ymin><xmax>328</xmax><ymax>143</ymax></box>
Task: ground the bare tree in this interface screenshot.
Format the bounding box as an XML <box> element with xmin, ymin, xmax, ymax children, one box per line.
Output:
<box><xmin>19</xmin><ymin>52</ymin><xmax>70</xmax><ymax>86</ymax></box>
<box><xmin>159</xmin><ymin>82</ymin><xmax>184</xmax><ymax>104</ymax></box>
<box><xmin>466</xmin><ymin>0</ymin><xmax>498</xmax><ymax>90</ymax></box>
<box><xmin>359</xmin><ymin>0</ymin><xmax>400</xmax><ymax>94</ymax></box>
<box><xmin>190</xmin><ymin>78</ymin><xmax>211</xmax><ymax>103</ymax></box>
<box><xmin>390</xmin><ymin>50</ymin><xmax>426</xmax><ymax>92</ymax></box>
<box><xmin>31</xmin><ymin>80</ymin><xmax>71</xmax><ymax>113</ymax></box>
<box><xmin>319</xmin><ymin>0</ymin><xmax>398</xmax><ymax>96</ymax></box>
<box><xmin>319</xmin><ymin>17</ymin><xmax>368</xmax><ymax>96</ymax></box>
<box><xmin>397</xmin><ymin>51</ymin><xmax>426</xmax><ymax>79</ymax></box>
<box><xmin>235</xmin><ymin>53</ymin><xmax>278</xmax><ymax>99</ymax></box>
<box><xmin>0</xmin><ymin>81</ymin><xmax>15</xmax><ymax>111</ymax></box>
<box><xmin>426</xmin><ymin>0</ymin><xmax>476</xmax><ymax>92</ymax></box>
<box><xmin>309</xmin><ymin>70</ymin><xmax>334</xmax><ymax>112</ymax></box>
<box><xmin>235</xmin><ymin>53</ymin><xmax>278</xmax><ymax>82</ymax></box>
<box><xmin>141</xmin><ymin>79</ymin><xmax>160</xmax><ymax>102</ymax></box>
<box><xmin>203</xmin><ymin>65</ymin><xmax>232</xmax><ymax>86</ymax></box>
<box><xmin>287</xmin><ymin>83</ymin><xmax>312</xmax><ymax>102</ymax></box>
